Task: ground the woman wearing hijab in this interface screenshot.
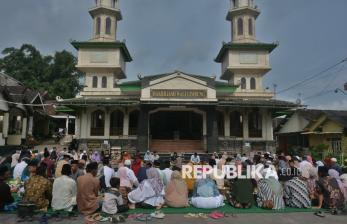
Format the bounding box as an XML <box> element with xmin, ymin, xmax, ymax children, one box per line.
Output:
<box><xmin>257</xmin><ymin>171</ymin><xmax>285</xmax><ymax>210</ymax></box>
<box><xmin>118</xmin><ymin>166</ymin><xmax>133</xmax><ymax>205</ymax></box>
<box><xmin>128</xmin><ymin>168</ymin><xmax>164</xmax><ymax>209</ymax></box>
<box><xmin>228</xmin><ymin>165</ymin><xmax>256</xmax><ymax>209</ymax></box>
<box><xmin>328</xmin><ymin>169</ymin><xmax>347</xmax><ymax>202</ymax></box>
<box><xmin>132</xmin><ymin>155</ymin><xmax>142</xmax><ymax>177</ymax></box>
<box><xmin>164</xmin><ymin>171</ymin><xmax>189</xmax><ymax>208</ymax></box>
<box><xmin>190</xmin><ymin>177</ymin><xmax>224</xmax><ymax>209</ymax></box>
<box><xmin>315</xmin><ymin>166</ymin><xmax>344</xmax><ymax>211</ymax></box>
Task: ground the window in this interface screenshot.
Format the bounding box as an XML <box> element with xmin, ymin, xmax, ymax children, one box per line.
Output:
<box><xmin>237</xmin><ymin>18</ymin><xmax>243</xmax><ymax>35</ymax></box>
<box><xmin>217</xmin><ymin>111</ymin><xmax>225</xmax><ymax>137</ymax></box>
<box><xmin>111</xmin><ymin>0</ymin><xmax>116</xmax><ymax>8</ymax></box>
<box><xmin>92</xmin><ymin>76</ymin><xmax>98</xmax><ymax>88</ymax></box>
<box><xmin>330</xmin><ymin>138</ymin><xmax>342</xmax><ymax>154</ymax></box>
<box><xmin>101</xmin><ymin>76</ymin><xmax>107</xmax><ymax>88</ymax></box>
<box><xmin>96</xmin><ymin>17</ymin><xmax>101</xmax><ymax>35</ymax></box>
<box><xmin>129</xmin><ymin>110</ymin><xmax>139</xmax><ymax>135</ymax></box>
<box><xmin>248</xmin><ymin>110</ymin><xmax>262</xmax><ymax>138</ymax></box>
<box><xmin>233</xmin><ymin>0</ymin><xmax>238</xmax><ymax>8</ymax></box>
<box><xmin>241</xmin><ymin>77</ymin><xmax>246</xmax><ymax>89</ymax></box>
<box><xmin>250</xmin><ymin>77</ymin><xmax>256</xmax><ymax>90</ymax></box>
<box><xmin>230</xmin><ymin>111</ymin><xmax>243</xmax><ymax>137</ymax></box>
<box><xmin>106</xmin><ymin>17</ymin><xmax>111</xmax><ymax>35</ymax></box>
<box><xmin>110</xmin><ymin>110</ymin><xmax>124</xmax><ymax>136</ymax></box>
<box><xmin>248</xmin><ymin>18</ymin><xmax>253</xmax><ymax>35</ymax></box>
<box><xmin>90</xmin><ymin>110</ymin><xmax>105</xmax><ymax>136</ymax></box>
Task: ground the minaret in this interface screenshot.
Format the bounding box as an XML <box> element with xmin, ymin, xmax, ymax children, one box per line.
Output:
<box><xmin>89</xmin><ymin>0</ymin><xmax>122</xmax><ymax>41</ymax></box>
<box><xmin>215</xmin><ymin>0</ymin><xmax>277</xmax><ymax>98</ymax></box>
<box><xmin>227</xmin><ymin>0</ymin><xmax>259</xmax><ymax>43</ymax></box>
<box><xmin>71</xmin><ymin>0</ymin><xmax>132</xmax><ymax>96</ymax></box>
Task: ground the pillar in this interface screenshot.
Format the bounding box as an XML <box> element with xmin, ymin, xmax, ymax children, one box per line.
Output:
<box><xmin>206</xmin><ymin>106</ymin><xmax>218</xmax><ymax>152</ymax></box>
<box><xmin>28</xmin><ymin>116</ymin><xmax>33</xmax><ymax>135</ymax></box>
<box><xmin>123</xmin><ymin>111</ymin><xmax>129</xmax><ymax>136</ymax></box>
<box><xmin>75</xmin><ymin>114</ymin><xmax>80</xmax><ymax>138</ymax></box>
<box><xmin>21</xmin><ymin>117</ymin><xmax>27</xmax><ymax>139</ymax></box>
<box><xmin>3</xmin><ymin>112</ymin><xmax>9</xmax><ymax>138</ymax></box>
<box><xmin>243</xmin><ymin>110</ymin><xmax>249</xmax><ymax>139</ymax></box>
<box><xmin>224</xmin><ymin>110</ymin><xmax>230</xmax><ymax>137</ymax></box>
<box><xmin>104</xmin><ymin>108</ymin><xmax>110</xmax><ymax>138</ymax></box>
<box><xmin>80</xmin><ymin>109</ymin><xmax>88</xmax><ymax>138</ymax></box>
<box><xmin>137</xmin><ymin>106</ymin><xmax>149</xmax><ymax>151</ymax></box>
<box><xmin>65</xmin><ymin>115</ymin><xmax>69</xmax><ymax>135</ymax></box>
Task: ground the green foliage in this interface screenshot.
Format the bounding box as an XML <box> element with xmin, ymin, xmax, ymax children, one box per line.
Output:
<box><xmin>315</xmin><ymin>143</ymin><xmax>329</xmax><ymax>152</ymax></box>
<box><xmin>0</xmin><ymin>44</ymin><xmax>82</xmax><ymax>99</ymax></box>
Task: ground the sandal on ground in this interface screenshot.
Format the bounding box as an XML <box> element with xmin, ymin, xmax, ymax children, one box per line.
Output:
<box><xmin>136</xmin><ymin>214</ymin><xmax>152</xmax><ymax>222</ymax></box>
<box><xmin>198</xmin><ymin>213</ymin><xmax>208</xmax><ymax>218</ymax></box>
<box><xmin>184</xmin><ymin>213</ymin><xmax>199</xmax><ymax>218</ymax></box>
<box><xmin>314</xmin><ymin>211</ymin><xmax>325</xmax><ymax>217</ymax></box>
<box><xmin>150</xmin><ymin>210</ymin><xmax>165</xmax><ymax>219</ymax></box>
<box><xmin>209</xmin><ymin>211</ymin><xmax>224</xmax><ymax>219</ymax></box>
<box><xmin>128</xmin><ymin>213</ymin><xmax>143</xmax><ymax>219</ymax></box>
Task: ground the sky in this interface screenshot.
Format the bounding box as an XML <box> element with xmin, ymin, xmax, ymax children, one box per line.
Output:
<box><xmin>0</xmin><ymin>0</ymin><xmax>346</xmax><ymax>109</ymax></box>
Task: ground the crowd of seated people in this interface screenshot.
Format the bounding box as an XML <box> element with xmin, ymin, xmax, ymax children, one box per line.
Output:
<box><xmin>0</xmin><ymin>147</ymin><xmax>346</xmax><ymax>221</ymax></box>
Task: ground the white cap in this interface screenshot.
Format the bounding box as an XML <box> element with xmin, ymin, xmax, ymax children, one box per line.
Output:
<box><xmin>124</xmin><ymin>160</ymin><xmax>132</xmax><ymax>166</ymax></box>
<box><xmin>331</xmin><ymin>158</ymin><xmax>337</xmax><ymax>162</ymax></box>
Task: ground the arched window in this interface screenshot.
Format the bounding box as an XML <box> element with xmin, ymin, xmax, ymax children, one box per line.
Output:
<box><xmin>241</xmin><ymin>77</ymin><xmax>246</xmax><ymax>89</ymax></box>
<box><xmin>248</xmin><ymin>18</ymin><xmax>253</xmax><ymax>35</ymax></box>
<box><xmin>129</xmin><ymin>110</ymin><xmax>139</xmax><ymax>135</ymax></box>
<box><xmin>96</xmin><ymin>17</ymin><xmax>101</xmax><ymax>35</ymax></box>
<box><xmin>105</xmin><ymin>17</ymin><xmax>111</xmax><ymax>35</ymax></box>
<box><xmin>250</xmin><ymin>77</ymin><xmax>256</xmax><ymax>90</ymax></box>
<box><xmin>230</xmin><ymin>111</ymin><xmax>243</xmax><ymax>137</ymax></box>
<box><xmin>92</xmin><ymin>76</ymin><xmax>98</xmax><ymax>88</ymax></box>
<box><xmin>217</xmin><ymin>111</ymin><xmax>225</xmax><ymax>137</ymax></box>
<box><xmin>111</xmin><ymin>0</ymin><xmax>116</xmax><ymax>8</ymax></box>
<box><xmin>101</xmin><ymin>76</ymin><xmax>107</xmax><ymax>88</ymax></box>
<box><xmin>237</xmin><ymin>18</ymin><xmax>243</xmax><ymax>35</ymax></box>
<box><xmin>91</xmin><ymin>110</ymin><xmax>105</xmax><ymax>136</ymax></box>
<box><xmin>110</xmin><ymin>110</ymin><xmax>124</xmax><ymax>136</ymax></box>
<box><xmin>248</xmin><ymin>110</ymin><xmax>262</xmax><ymax>138</ymax></box>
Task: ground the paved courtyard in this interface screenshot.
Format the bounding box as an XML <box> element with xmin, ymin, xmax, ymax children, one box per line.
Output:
<box><xmin>0</xmin><ymin>212</ymin><xmax>346</xmax><ymax>224</ymax></box>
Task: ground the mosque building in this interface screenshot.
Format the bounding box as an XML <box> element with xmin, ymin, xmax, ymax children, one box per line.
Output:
<box><xmin>58</xmin><ymin>0</ymin><xmax>297</xmax><ymax>153</ymax></box>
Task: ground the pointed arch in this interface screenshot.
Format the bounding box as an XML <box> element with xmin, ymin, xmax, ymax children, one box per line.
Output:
<box><xmin>110</xmin><ymin>110</ymin><xmax>124</xmax><ymax>136</ymax></box>
<box><xmin>248</xmin><ymin>18</ymin><xmax>253</xmax><ymax>35</ymax></box>
<box><xmin>101</xmin><ymin>76</ymin><xmax>107</xmax><ymax>88</ymax></box>
<box><xmin>105</xmin><ymin>17</ymin><xmax>112</xmax><ymax>35</ymax></box>
<box><xmin>91</xmin><ymin>110</ymin><xmax>105</xmax><ymax>136</ymax></box>
<box><xmin>241</xmin><ymin>77</ymin><xmax>246</xmax><ymax>89</ymax></box>
<box><xmin>237</xmin><ymin>18</ymin><xmax>243</xmax><ymax>35</ymax></box>
<box><xmin>92</xmin><ymin>76</ymin><xmax>98</xmax><ymax>88</ymax></box>
<box><xmin>250</xmin><ymin>77</ymin><xmax>256</xmax><ymax>90</ymax></box>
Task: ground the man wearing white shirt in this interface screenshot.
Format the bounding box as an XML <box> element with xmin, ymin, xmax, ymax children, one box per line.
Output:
<box><xmin>103</xmin><ymin>158</ymin><xmax>117</xmax><ymax>188</ymax></box>
<box><xmin>190</xmin><ymin>153</ymin><xmax>200</xmax><ymax>164</ymax></box>
<box><xmin>124</xmin><ymin>160</ymin><xmax>139</xmax><ymax>187</ymax></box>
<box><xmin>13</xmin><ymin>158</ymin><xmax>29</xmax><ymax>179</ymax></box>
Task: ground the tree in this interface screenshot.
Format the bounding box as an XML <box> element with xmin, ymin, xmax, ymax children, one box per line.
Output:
<box><xmin>0</xmin><ymin>44</ymin><xmax>82</xmax><ymax>99</ymax></box>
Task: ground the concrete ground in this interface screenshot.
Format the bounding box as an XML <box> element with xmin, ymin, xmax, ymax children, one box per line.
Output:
<box><xmin>0</xmin><ymin>212</ymin><xmax>346</xmax><ymax>224</ymax></box>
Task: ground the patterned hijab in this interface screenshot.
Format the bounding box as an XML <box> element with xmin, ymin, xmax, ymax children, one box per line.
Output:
<box><xmin>145</xmin><ymin>168</ymin><xmax>163</xmax><ymax>195</ymax></box>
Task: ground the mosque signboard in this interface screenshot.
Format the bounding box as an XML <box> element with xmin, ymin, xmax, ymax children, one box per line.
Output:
<box><xmin>150</xmin><ymin>89</ymin><xmax>207</xmax><ymax>99</ymax></box>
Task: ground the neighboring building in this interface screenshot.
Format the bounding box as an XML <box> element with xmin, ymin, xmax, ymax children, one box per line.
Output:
<box><xmin>277</xmin><ymin>109</ymin><xmax>347</xmax><ymax>155</ymax></box>
<box><xmin>0</xmin><ymin>72</ymin><xmax>46</xmax><ymax>146</ymax></box>
<box><xmin>58</xmin><ymin>0</ymin><xmax>297</xmax><ymax>153</ymax></box>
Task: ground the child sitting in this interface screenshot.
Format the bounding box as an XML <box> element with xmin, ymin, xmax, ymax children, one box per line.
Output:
<box><xmin>102</xmin><ymin>178</ymin><xmax>129</xmax><ymax>215</ymax></box>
